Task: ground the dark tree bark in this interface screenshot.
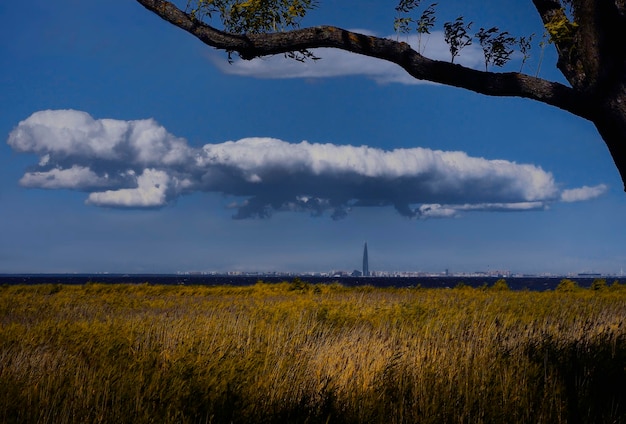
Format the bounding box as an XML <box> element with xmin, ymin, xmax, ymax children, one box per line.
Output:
<box><xmin>135</xmin><ymin>0</ymin><xmax>626</xmax><ymax>190</ymax></box>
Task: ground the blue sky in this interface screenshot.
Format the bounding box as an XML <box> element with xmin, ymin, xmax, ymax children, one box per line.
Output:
<box><xmin>1</xmin><ymin>0</ymin><xmax>625</xmax><ymax>275</ymax></box>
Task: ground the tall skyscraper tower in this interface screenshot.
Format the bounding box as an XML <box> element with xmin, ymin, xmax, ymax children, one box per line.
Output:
<box><xmin>363</xmin><ymin>242</ymin><xmax>369</xmax><ymax>277</ymax></box>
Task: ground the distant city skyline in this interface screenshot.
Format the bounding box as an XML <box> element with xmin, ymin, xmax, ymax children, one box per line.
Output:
<box><xmin>172</xmin><ymin>269</ymin><xmax>622</xmax><ymax>279</ymax></box>
<box><xmin>170</xmin><ymin>242</ymin><xmax>624</xmax><ymax>279</ymax></box>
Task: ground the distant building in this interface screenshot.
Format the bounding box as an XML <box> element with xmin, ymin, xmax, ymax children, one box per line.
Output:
<box><xmin>363</xmin><ymin>242</ymin><xmax>370</xmax><ymax>277</ymax></box>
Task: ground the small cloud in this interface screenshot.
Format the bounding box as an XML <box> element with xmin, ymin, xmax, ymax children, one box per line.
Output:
<box><xmin>86</xmin><ymin>169</ymin><xmax>170</xmax><ymax>208</ymax></box>
<box><xmin>7</xmin><ymin>109</ymin><xmax>606</xmax><ymax>219</ymax></box>
<box><xmin>417</xmin><ymin>204</ymin><xmax>459</xmax><ymax>219</ymax></box>
<box><xmin>455</xmin><ymin>202</ymin><xmax>547</xmax><ymax>212</ymax></box>
<box><xmin>19</xmin><ymin>165</ymin><xmax>111</xmax><ymax>190</ymax></box>
<box><xmin>561</xmin><ymin>184</ymin><xmax>608</xmax><ymax>202</ymax></box>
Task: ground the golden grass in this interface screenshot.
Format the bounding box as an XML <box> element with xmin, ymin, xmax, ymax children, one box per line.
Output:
<box><xmin>1</xmin><ymin>281</ymin><xmax>625</xmax><ymax>423</ymax></box>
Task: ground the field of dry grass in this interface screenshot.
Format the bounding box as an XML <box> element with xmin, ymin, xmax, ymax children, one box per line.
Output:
<box><xmin>1</xmin><ymin>280</ymin><xmax>625</xmax><ymax>423</ymax></box>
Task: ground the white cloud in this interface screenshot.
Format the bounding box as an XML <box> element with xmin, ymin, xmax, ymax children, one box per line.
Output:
<box><xmin>8</xmin><ymin>109</ymin><xmax>128</xmax><ymax>159</ymax></box>
<box><xmin>417</xmin><ymin>204</ymin><xmax>459</xmax><ymax>219</ymax></box>
<box><xmin>86</xmin><ymin>169</ymin><xmax>170</xmax><ymax>208</ymax></box>
<box><xmin>19</xmin><ymin>165</ymin><xmax>111</xmax><ymax>189</ymax></box>
<box><xmin>210</xmin><ymin>31</ymin><xmax>484</xmax><ymax>84</ymax></box>
<box><xmin>456</xmin><ymin>202</ymin><xmax>546</xmax><ymax>211</ymax></box>
<box><xmin>561</xmin><ymin>184</ymin><xmax>608</xmax><ymax>202</ymax></box>
<box><xmin>8</xmin><ymin>109</ymin><xmax>190</xmax><ymax>166</ymax></box>
<box><xmin>7</xmin><ymin>109</ymin><xmax>605</xmax><ymax>218</ymax></box>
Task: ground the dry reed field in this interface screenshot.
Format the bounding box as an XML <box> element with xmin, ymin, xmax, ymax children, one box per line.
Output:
<box><xmin>1</xmin><ymin>280</ymin><xmax>625</xmax><ymax>423</ymax></box>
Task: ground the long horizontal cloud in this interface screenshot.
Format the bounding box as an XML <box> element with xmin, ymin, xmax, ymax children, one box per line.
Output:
<box><xmin>7</xmin><ymin>110</ymin><xmax>606</xmax><ymax>219</ymax></box>
<box><xmin>210</xmin><ymin>32</ymin><xmax>484</xmax><ymax>84</ymax></box>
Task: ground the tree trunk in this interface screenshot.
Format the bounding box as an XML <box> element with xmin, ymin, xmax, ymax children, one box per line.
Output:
<box><xmin>537</xmin><ymin>0</ymin><xmax>626</xmax><ymax>190</ymax></box>
<box><xmin>592</xmin><ymin>92</ymin><xmax>626</xmax><ymax>190</ymax></box>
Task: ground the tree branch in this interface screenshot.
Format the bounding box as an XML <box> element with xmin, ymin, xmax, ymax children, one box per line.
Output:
<box><xmin>136</xmin><ymin>0</ymin><xmax>594</xmax><ymax>121</ymax></box>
